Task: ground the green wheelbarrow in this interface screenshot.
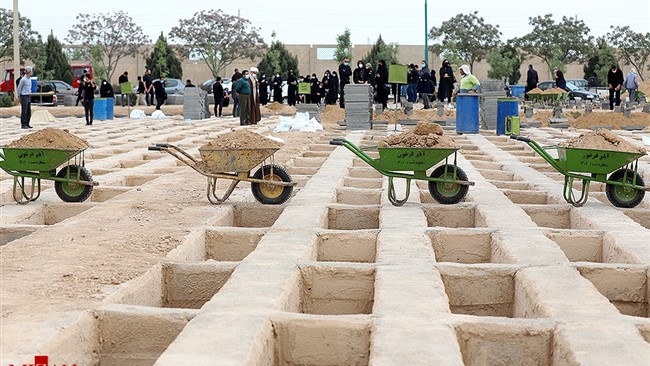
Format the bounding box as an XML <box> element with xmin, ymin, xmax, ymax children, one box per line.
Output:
<box><xmin>330</xmin><ymin>139</ymin><xmax>475</xmax><ymax>206</ymax></box>
<box><xmin>510</xmin><ymin>135</ymin><xmax>648</xmax><ymax>208</ymax></box>
<box><xmin>0</xmin><ymin>147</ymin><xmax>98</xmax><ymax>204</ymax></box>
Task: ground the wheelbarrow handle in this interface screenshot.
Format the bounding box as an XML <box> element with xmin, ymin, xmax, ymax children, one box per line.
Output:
<box><xmin>148</xmin><ymin>146</ymin><xmax>163</xmax><ymax>151</ymax></box>
<box><xmin>330</xmin><ymin>138</ymin><xmax>346</xmax><ymax>146</ymax></box>
<box><xmin>156</xmin><ymin>143</ymin><xmax>171</xmax><ymax>148</ymax></box>
<box><xmin>510</xmin><ymin>135</ymin><xmax>531</xmax><ymax>143</ymax></box>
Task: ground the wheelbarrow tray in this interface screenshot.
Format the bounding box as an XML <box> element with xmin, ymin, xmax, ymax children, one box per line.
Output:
<box><xmin>198</xmin><ymin>147</ymin><xmax>280</xmax><ymax>173</ymax></box>
<box><xmin>377</xmin><ymin>147</ymin><xmax>459</xmax><ymax>172</ymax></box>
<box><xmin>0</xmin><ymin>147</ymin><xmax>84</xmax><ymax>172</ymax></box>
<box><xmin>556</xmin><ymin>147</ymin><xmax>645</xmax><ymax>175</ymax></box>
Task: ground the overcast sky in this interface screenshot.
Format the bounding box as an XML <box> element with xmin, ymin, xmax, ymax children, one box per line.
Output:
<box><xmin>1</xmin><ymin>0</ymin><xmax>648</xmax><ymax>45</ymax></box>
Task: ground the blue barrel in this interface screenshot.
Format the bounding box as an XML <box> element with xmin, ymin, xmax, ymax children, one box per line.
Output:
<box><xmin>105</xmin><ymin>97</ymin><xmax>114</xmax><ymax>119</ymax></box>
<box><xmin>497</xmin><ymin>97</ymin><xmax>519</xmax><ymax>135</ymax></box>
<box><xmin>456</xmin><ymin>93</ymin><xmax>480</xmax><ymax>134</ymax></box>
<box><xmin>510</xmin><ymin>85</ymin><xmax>525</xmax><ymax>98</ymax></box>
<box><xmin>30</xmin><ymin>77</ymin><xmax>38</xmax><ymax>93</ymax></box>
<box><xmin>94</xmin><ymin>98</ymin><xmax>107</xmax><ymax>120</ymax></box>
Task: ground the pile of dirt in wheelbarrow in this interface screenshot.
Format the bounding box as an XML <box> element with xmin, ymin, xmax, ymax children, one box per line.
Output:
<box><xmin>200</xmin><ymin>129</ymin><xmax>283</xmax><ymax>150</ymax></box>
<box><xmin>559</xmin><ymin>128</ymin><xmax>646</xmax><ymax>154</ymax></box>
<box><xmin>6</xmin><ymin>128</ymin><xmax>89</xmax><ymax>150</ymax></box>
<box><xmin>378</xmin><ymin>121</ymin><xmax>459</xmax><ymax>148</ymax></box>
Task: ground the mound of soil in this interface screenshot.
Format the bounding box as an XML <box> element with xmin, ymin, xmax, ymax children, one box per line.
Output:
<box><xmin>414</xmin><ymin>121</ymin><xmax>444</xmax><ymax>135</ymax></box>
<box><xmin>321</xmin><ymin>105</ymin><xmax>346</xmax><ymax>124</ymax></box>
<box><xmin>261</xmin><ymin>102</ymin><xmax>296</xmax><ymax>115</ymax></box>
<box><xmin>571</xmin><ymin>112</ymin><xmax>650</xmax><ymax>129</ymax></box>
<box><xmin>7</xmin><ymin>128</ymin><xmax>89</xmax><ymax>150</ymax></box>
<box><xmin>200</xmin><ymin>129</ymin><xmax>283</xmax><ymax>150</ymax></box>
<box><xmin>526</xmin><ymin>88</ymin><xmax>543</xmax><ymax>95</ymax></box>
<box><xmin>558</xmin><ymin>128</ymin><xmax>645</xmax><ymax>153</ymax></box>
<box><xmin>379</xmin><ymin>122</ymin><xmax>458</xmax><ymax>148</ymax></box>
<box><xmin>374</xmin><ymin>109</ymin><xmax>455</xmax><ymax>124</ymax></box>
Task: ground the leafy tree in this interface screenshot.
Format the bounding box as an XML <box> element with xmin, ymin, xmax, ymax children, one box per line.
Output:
<box><xmin>0</xmin><ymin>9</ymin><xmax>42</xmax><ymax>64</ymax></box>
<box><xmin>363</xmin><ymin>35</ymin><xmax>399</xmax><ymax>68</ymax></box>
<box><xmin>66</xmin><ymin>11</ymin><xmax>150</xmax><ymax>82</ymax></box>
<box><xmin>257</xmin><ymin>39</ymin><xmax>299</xmax><ymax>80</ymax></box>
<box><xmin>428</xmin><ymin>11</ymin><xmax>501</xmax><ymax>70</ymax></box>
<box><xmin>607</xmin><ymin>26</ymin><xmax>650</xmax><ymax>81</ymax></box>
<box><xmin>146</xmin><ymin>32</ymin><xmax>183</xmax><ymax>79</ymax></box>
<box><xmin>44</xmin><ymin>32</ymin><xmax>73</xmax><ymax>83</ymax></box>
<box><xmin>334</xmin><ymin>28</ymin><xmax>352</xmax><ymax>63</ymax></box>
<box><xmin>515</xmin><ymin>14</ymin><xmax>592</xmax><ymax>77</ymax></box>
<box><xmin>170</xmin><ymin>10</ymin><xmax>264</xmax><ymax>78</ymax></box>
<box><xmin>487</xmin><ymin>43</ymin><xmax>523</xmax><ymax>84</ymax></box>
<box><xmin>583</xmin><ymin>38</ymin><xmax>617</xmax><ymax>86</ymax></box>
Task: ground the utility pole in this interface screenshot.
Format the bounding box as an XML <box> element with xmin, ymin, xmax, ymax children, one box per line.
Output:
<box><xmin>424</xmin><ymin>0</ymin><xmax>428</xmax><ymax>64</ymax></box>
<box><xmin>13</xmin><ymin>0</ymin><xmax>20</xmax><ymax>100</ymax></box>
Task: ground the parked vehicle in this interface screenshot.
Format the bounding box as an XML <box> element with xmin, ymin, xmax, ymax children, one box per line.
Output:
<box><xmin>567</xmin><ymin>79</ymin><xmax>588</xmax><ymax>90</ymax></box>
<box><xmin>42</xmin><ymin>80</ymin><xmax>75</xmax><ymax>105</ymax></box>
<box><xmin>201</xmin><ymin>78</ymin><xmax>232</xmax><ymax>94</ymax></box>
<box><xmin>164</xmin><ymin>78</ymin><xmax>185</xmax><ymax>94</ymax></box>
<box><xmin>537</xmin><ymin>81</ymin><xmax>600</xmax><ymax>100</ymax></box>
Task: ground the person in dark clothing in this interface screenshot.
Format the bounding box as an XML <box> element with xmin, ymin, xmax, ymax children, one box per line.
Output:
<box><xmin>310</xmin><ymin>73</ymin><xmax>319</xmax><ymax>104</ymax></box>
<box><xmin>74</xmin><ymin>75</ymin><xmax>84</xmax><ymax>106</ymax></box>
<box><xmin>524</xmin><ymin>64</ymin><xmax>539</xmax><ymax>100</ymax></box>
<box><xmin>271</xmin><ymin>73</ymin><xmax>283</xmax><ymax>104</ymax></box>
<box><xmin>607</xmin><ymin>65</ymin><xmax>624</xmax><ymax>110</ymax></box>
<box><xmin>364</xmin><ymin>63</ymin><xmax>375</xmax><ymax>86</ymax></box>
<box><xmin>143</xmin><ymin>69</ymin><xmax>154</xmax><ymax>106</ymax></box>
<box><xmin>118</xmin><ymin>71</ymin><xmax>129</xmax><ymax>106</ymax></box>
<box><xmin>554</xmin><ymin>68</ymin><xmax>567</xmax><ymax>91</ymax></box>
<box><xmin>323</xmin><ymin>70</ymin><xmax>335</xmax><ymax>105</ymax></box>
<box><xmin>418</xmin><ymin>61</ymin><xmax>434</xmax><ymax>109</ymax></box>
<box><xmin>99</xmin><ymin>79</ymin><xmax>114</xmax><ymax>98</ymax></box>
<box><xmin>330</xmin><ymin>71</ymin><xmax>340</xmax><ymax>105</ymax></box>
<box><xmin>375</xmin><ymin>60</ymin><xmax>390</xmax><ymax>110</ymax></box>
<box><xmin>303</xmin><ymin>75</ymin><xmax>312</xmax><ymax>104</ymax></box>
<box><xmin>16</xmin><ymin>69</ymin><xmax>25</xmax><ymax>89</ymax></box>
<box><xmin>231</xmin><ymin>69</ymin><xmax>242</xmax><ymax>117</ymax></box>
<box><xmin>315</xmin><ymin>82</ymin><xmax>326</xmax><ymax>106</ymax></box>
<box><xmin>353</xmin><ymin>60</ymin><xmax>366</xmax><ymax>84</ymax></box>
<box><xmin>136</xmin><ymin>76</ymin><xmax>146</xmax><ymax>106</ymax></box>
<box><xmin>185</xmin><ymin>79</ymin><xmax>195</xmax><ymax>87</ymax></box>
<box><xmin>287</xmin><ymin>70</ymin><xmax>298</xmax><ymax>106</ymax></box>
<box><xmin>437</xmin><ymin>60</ymin><xmax>455</xmax><ymax>103</ymax></box>
<box><xmin>81</xmin><ymin>73</ymin><xmax>96</xmax><ymax>125</ymax></box>
<box><xmin>153</xmin><ymin>76</ymin><xmax>167</xmax><ymax>110</ymax></box>
<box><xmin>407</xmin><ymin>64</ymin><xmax>419</xmax><ymax>103</ymax></box>
<box><xmin>259</xmin><ymin>73</ymin><xmax>269</xmax><ymax>105</ymax></box>
<box><xmin>338</xmin><ymin>57</ymin><xmax>352</xmax><ymax>107</ymax></box>
<box><xmin>212</xmin><ymin>77</ymin><xmax>224</xmax><ymax>117</ymax></box>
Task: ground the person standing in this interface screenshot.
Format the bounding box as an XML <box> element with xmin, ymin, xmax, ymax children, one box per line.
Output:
<box><xmin>623</xmin><ymin>68</ymin><xmax>639</xmax><ymax>104</ymax></box>
<box><xmin>310</xmin><ymin>73</ymin><xmax>320</xmax><ymax>105</ymax></box>
<box><xmin>74</xmin><ymin>75</ymin><xmax>84</xmax><ymax>106</ymax></box>
<box><xmin>272</xmin><ymin>72</ymin><xmax>283</xmax><ymax>104</ymax></box>
<box><xmin>153</xmin><ymin>76</ymin><xmax>167</xmax><ymax>110</ymax></box>
<box><xmin>259</xmin><ymin>72</ymin><xmax>269</xmax><ymax>106</ymax></box>
<box><xmin>118</xmin><ymin>71</ymin><xmax>129</xmax><ymax>107</ymax></box>
<box><xmin>235</xmin><ymin>70</ymin><xmax>251</xmax><ymax>125</ymax></box>
<box><xmin>353</xmin><ymin>60</ymin><xmax>366</xmax><ymax>84</ymax></box>
<box><xmin>17</xmin><ymin>66</ymin><xmax>33</xmax><ymax>129</ymax></box>
<box><xmin>287</xmin><ymin>70</ymin><xmax>298</xmax><ymax>106</ymax></box>
<box><xmin>607</xmin><ymin>65</ymin><xmax>624</xmax><ymax>110</ymax></box>
<box><xmin>81</xmin><ymin>72</ymin><xmax>96</xmax><ymax>125</ymax></box>
<box><xmin>437</xmin><ymin>60</ymin><xmax>455</xmax><ymax>104</ymax></box>
<box><xmin>524</xmin><ymin>64</ymin><xmax>539</xmax><ymax>98</ymax></box>
<box><xmin>554</xmin><ymin>68</ymin><xmax>567</xmax><ymax>91</ymax></box>
<box><xmin>212</xmin><ymin>77</ymin><xmax>224</xmax><ymax>117</ymax></box>
<box><xmin>338</xmin><ymin>57</ymin><xmax>352</xmax><ymax>107</ymax></box>
<box><xmin>331</xmin><ymin>71</ymin><xmax>340</xmax><ymax>105</ymax></box>
<box><xmin>136</xmin><ymin>76</ymin><xmax>146</xmax><ymax>106</ymax></box>
<box><xmin>99</xmin><ymin>79</ymin><xmax>114</xmax><ymax>98</ymax></box>
<box><xmin>185</xmin><ymin>80</ymin><xmax>195</xmax><ymax>88</ymax></box>
<box><xmin>143</xmin><ymin>69</ymin><xmax>154</xmax><ymax>106</ymax></box>
<box><xmin>458</xmin><ymin>65</ymin><xmax>480</xmax><ymax>93</ymax></box>
<box><xmin>407</xmin><ymin>64</ymin><xmax>419</xmax><ymax>103</ymax></box>
<box><xmin>375</xmin><ymin>60</ymin><xmax>389</xmax><ymax>110</ymax></box>
<box><xmin>364</xmin><ymin>63</ymin><xmax>375</xmax><ymax>86</ymax></box>
<box><xmin>248</xmin><ymin>67</ymin><xmax>261</xmax><ymax>124</ymax></box>
<box><xmin>231</xmin><ymin>69</ymin><xmax>242</xmax><ymax>117</ymax></box>
<box><xmin>418</xmin><ymin>61</ymin><xmax>434</xmax><ymax>109</ymax></box>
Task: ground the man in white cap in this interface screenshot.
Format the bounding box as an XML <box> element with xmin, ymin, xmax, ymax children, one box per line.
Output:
<box><xmin>248</xmin><ymin>67</ymin><xmax>261</xmax><ymax>124</ymax></box>
<box><xmin>17</xmin><ymin>66</ymin><xmax>34</xmax><ymax>129</ymax></box>
<box><xmin>458</xmin><ymin>64</ymin><xmax>480</xmax><ymax>93</ymax></box>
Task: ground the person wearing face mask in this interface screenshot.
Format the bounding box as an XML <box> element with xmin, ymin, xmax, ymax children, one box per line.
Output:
<box><xmin>438</xmin><ymin>60</ymin><xmax>455</xmax><ymax>104</ymax></box>
<box><xmin>310</xmin><ymin>73</ymin><xmax>320</xmax><ymax>105</ymax></box>
<box><xmin>304</xmin><ymin>75</ymin><xmax>312</xmax><ymax>104</ymax></box>
<box><xmin>375</xmin><ymin>60</ymin><xmax>389</xmax><ymax>110</ymax></box>
<box><xmin>323</xmin><ymin>70</ymin><xmax>333</xmax><ymax>105</ymax></box>
<box><xmin>259</xmin><ymin>72</ymin><xmax>269</xmax><ymax>105</ymax></box>
<box><xmin>364</xmin><ymin>63</ymin><xmax>375</xmax><ymax>86</ymax></box>
<box><xmin>353</xmin><ymin>60</ymin><xmax>366</xmax><ymax>84</ymax></box>
<box><xmin>248</xmin><ymin>67</ymin><xmax>261</xmax><ymax>124</ymax></box>
<box><xmin>417</xmin><ymin>60</ymin><xmax>434</xmax><ymax>109</ymax></box>
<box><xmin>272</xmin><ymin>72</ymin><xmax>283</xmax><ymax>104</ymax></box>
<box><xmin>338</xmin><ymin>57</ymin><xmax>352</xmax><ymax>107</ymax></box>
<box><xmin>330</xmin><ymin>71</ymin><xmax>340</xmax><ymax>105</ymax></box>
<box><xmin>235</xmin><ymin>70</ymin><xmax>252</xmax><ymax>125</ymax></box>
<box><xmin>287</xmin><ymin>70</ymin><xmax>298</xmax><ymax>106</ymax></box>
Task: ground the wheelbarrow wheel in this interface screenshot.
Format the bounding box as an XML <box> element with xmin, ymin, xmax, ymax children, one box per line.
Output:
<box><xmin>428</xmin><ymin>164</ymin><xmax>469</xmax><ymax>204</ymax></box>
<box><xmin>54</xmin><ymin>165</ymin><xmax>94</xmax><ymax>203</ymax></box>
<box><xmin>251</xmin><ymin>165</ymin><xmax>293</xmax><ymax>205</ymax></box>
<box><xmin>605</xmin><ymin>169</ymin><xmax>645</xmax><ymax>208</ymax></box>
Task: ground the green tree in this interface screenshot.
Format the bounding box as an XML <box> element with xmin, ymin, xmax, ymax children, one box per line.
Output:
<box><xmin>146</xmin><ymin>32</ymin><xmax>183</xmax><ymax>79</ymax></box>
<box><xmin>515</xmin><ymin>14</ymin><xmax>593</xmax><ymax>78</ymax></box>
<box><xmin>334</xmin><ymin>28</ymin><xmax>352</xmax><ymax>63</ymax></box>
<box><xmin>487</xmin><ymin>43</ymin><xmax>523</xmax><ymax>84</ymax></box>
<box><xmin>583</xmin><ymin>38</ymin><xmax>617</xmax><ymax>86</ymax></box>
<box><xmin>363</xmin><ymin>35</ymin><xmax>399</xmax><ymax>68</ymax></box>
<box><xmin>0</xmin><ymin>9</ymin><xmax>42</xmax><ymax>64</ymax></box>
<box><xmin>257</xmin><ymin>39</ymin><xmax>299</xmax><ymax>80</ymax></box>
<box><xmin>44</xmin><ymin>32</ymin><xmax>73</xmax><ymax>83</ymax></box>
<box><xmin>607</xmin><ymin>26</ymin><xmax>650</xmax><ymax>81</ymax></box>
<box><xmin>428</xmin><ymin>11</ymin><xmax>501</xmax><ymax>70</ymax></box>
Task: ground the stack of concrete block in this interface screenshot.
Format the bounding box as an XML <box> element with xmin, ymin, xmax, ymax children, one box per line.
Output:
<box><xmin>480</xmin><ymin>91</ymin><xmax>505</xmax><ymax>130</ymax></box>
<box><xmin>344</xmin><ymin>84</ymin><xmax>373</xmax><ymax>130</ymax></box>
<box><xmin>183</xmin><ymin>87</ymin><xmax>209</xmax><ymax>120</ymax></box>
<box><xmin>296</xmin><ymin>104</ymin><xmax>321</xmax><ymax>122</ymax></box>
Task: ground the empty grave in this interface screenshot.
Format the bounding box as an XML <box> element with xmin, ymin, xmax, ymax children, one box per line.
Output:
<box><xmin>455</xmin><ymin>322</ymin><xmax>555</xmax><ymax>366</ymax></box>
<box><xmin>520</xmin><ymin>205</ymin><xmax>588</xmax><ymax>230</ymax></box>
<box><xmin>490</xmin><ymin>181</ymin><xmax>534</xmax><ymax>190</ymax></box>
<box><xmin>0</xmin><ymin>225</ymin><xmax>40</xmax><ymax>245</ymax></box>
<box><xmin>470</xmin><ymin>161</ymin><xmax>504</xmax><ymax>170</ymax></box>
<box><xmin>109</xmin><ymin>262</ymin><xmax>235</xmax><ymax>309</ymax></box>
<box><xmin>508</xmin><ymin>150</ymin><xmax>537</xmax><ymax>157</ymax></box>
<box><xmin>16</xmin><ymin>202</ymin><xmax>95</xmax><ymax>226</ymax></box>
<box><xmin>316</xmin><ymin>230</ymin><xmax>378</xmax><ymax>263</ymax></box>
<box><xmin>578</xmin><ymin>266</ymin><xmax>648</xmax><ymax>317</ymax></box>
<box><xmin>122</xmin><ymin>174</ymin><xmax>161</xmax><ymax>187</ymax></box>
<box><xmin>90</xmin><ymin>186</ymin><xmax>131</xmax><ymax>202</ymax></box>
<box><xmin>292</xmin><ymin>157</ymin><xmax>326</xmax><ymax>168</ymax></box>
<box><xmin>204</xmin><ymin>227</ymin><xmax>267</xmax><ymax>261</ymax></box>
<box><xmin>463</xmin><ymin>154</ymin><xmax>494</xmax><ymax>162</ymax></box>
<box><xmin>439</xmin><ymin>266</ymin><xmax>518</xmax><ymax>318</ymax></box>
<box><xmin>343</xmin><ymin>177</ymin><xmax>383</xmax><ymax>189</ymax></box>
<box><xmin>293</xmin><ymin>265</ymin><xmax>375</xmax><ymax>315</ymax></box>
<box><xmin>118</xmin><ymin>160</ymin><xmax>148</xmax><ymax>169</ymax></box>
<box><xmin>288</xmin><ymin>166</ymin><xmax>320</xmax><ymax>176</ymax></box>
<box><xmin>271</xmin><ymin>316</ymin><xmax>371</xmax><ymax>366</ymax></box>
<box><xmin>423</xmin><ymin>204</ymin><xmax>482</xmax><ymax>228</ymax></box>
<box><xmin>347</xmin><ymin>167</ymin><xmax>383</xmax><ymax>179</ymax></box>
<box><xmin>503</xmin><ymin>190</ymin><xmax>550</xmax><ymax>205</ymax></box>
<box><xmin>337</xmin><ymin>187</ymin><xmax>381</xmax><ymax>205</ymax></box>
<box><xmin>212</xmin><ymin>203</ymin><xmax>285</xmax><ymax>228</ymax></box>
<box><xmin>328</xmin><ymin>205</ymin><xmax>380</xmax><ymax>230</ymax></box>
<box><xmin>478</xmin><ymin>169</ymin><xmax>516</xmax><ymax>181</ymax></box>
<box><xmin>622</xmin><ymin>209</ymin><xmax>650</xmax><ymax>230</ymax></box>
<box><xmin>544</xmin><ymin>230</ymin><xmax>636</xmax><ymax>263</ymax></box>
<box><xmin>428</xmin><ymin>229</ymin><xmax>495</xmax><ymax>264</ymax></box>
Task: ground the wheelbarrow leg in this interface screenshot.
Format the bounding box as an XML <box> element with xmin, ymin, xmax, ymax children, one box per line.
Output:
<box><xmin>206</xmin><ymin>177</ymin><xmax>240</xmax><ymax>205</ymax></box>
<box><xmin>563</xmin><ymin>176</ymin><xmax>590</xmax><ymax>207</ymax></box>
<box><xmin>387</xmin><ymin>177</ymin><xmax>411</xmax><ymax>206</ymax></box>
<box><xmin>13</xmin><ymin>176</ymin><xmax>41</xmax><ymax>205</ymax></box>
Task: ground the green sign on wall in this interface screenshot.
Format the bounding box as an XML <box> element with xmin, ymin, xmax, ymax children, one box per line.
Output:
<box><xmin>388</xmin><ymin>65</ymin><xmax>408</xmax><ymax>84</ymax></box>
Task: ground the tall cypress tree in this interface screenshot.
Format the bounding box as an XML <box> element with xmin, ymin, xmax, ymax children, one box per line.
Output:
<box><xmin>44</xmin><ymin>32</ymin><xmax>73</xmax><ymax>83</ymax></box>
<box><xmin>257</xmin><ymin>40</ymin><xmax>299</xmax><ymax>80</ymax></box>
<box><xmin>363</xmin><ymin>35</ymin><xmax>399</xmax><ymax>69</ymax></box>
<box><xmin>146</xmin><ymin>32</ymin><xmax>183</xmax><ymax>79</ymax></box>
